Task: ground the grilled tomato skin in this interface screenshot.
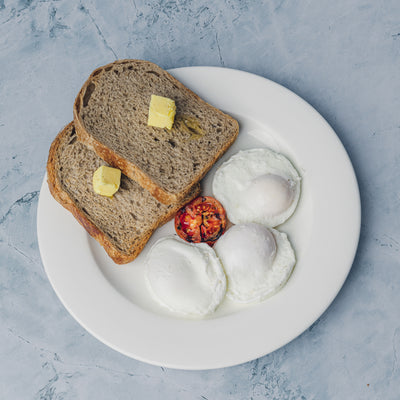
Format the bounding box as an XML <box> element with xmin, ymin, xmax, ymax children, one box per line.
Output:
<box><xmin>175</xmin><ymin>196</ymin><xmax>227</xmax><ymax>246</ymax></box>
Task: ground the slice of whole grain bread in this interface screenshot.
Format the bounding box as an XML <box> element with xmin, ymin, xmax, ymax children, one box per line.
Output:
<box><xmin>73</xmin><ymin>60</ymin><xmax>239</xmax><ymax>205</ymax></box>
<box><xmin>47</xmin><ymin>122</ymin><xmax>200</xmax><ymax>264</ymax></box>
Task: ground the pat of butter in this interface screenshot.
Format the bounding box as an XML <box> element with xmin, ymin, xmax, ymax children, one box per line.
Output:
<box><xmin>147</xmin><ymin>95</ymin><xmax>176</xmax><ymax>129</ymax></box>
<box><xmin>93</xmin><ymin>166</ymin><xmax>121</xmax><ymax>198</ymax></box>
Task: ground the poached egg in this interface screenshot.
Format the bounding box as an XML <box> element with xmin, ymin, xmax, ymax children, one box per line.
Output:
<box><xmin>145</xmin><ymin>237</ymin><xmax>226</xmax><ymax>317</ymax></box>
<box><xmin>212</xmin><ymin>148</ymin><xmax>301</xmax><ymax>227</ymax></box>
<box><xmin>214</xmin><ymin>223</ymin><xmax>296</xmax><ymax>303</ymax></box>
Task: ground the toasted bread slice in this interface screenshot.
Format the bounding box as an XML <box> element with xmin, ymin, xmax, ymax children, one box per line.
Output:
<box><xmin>73</xmin><ymin>60</ymin><xmax>239</xmax><ymax>204</ymax></box>
<box><xmin>47</xmin><ymin>122</ymin><xmax>200</xmax><ymax>264</ymax></box>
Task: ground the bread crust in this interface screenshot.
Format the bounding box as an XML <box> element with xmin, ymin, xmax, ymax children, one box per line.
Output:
<box><xmin>47</xmin><ymin>122</ymin><xmax>200</xmax><ymax>264</ymax></box>
<box><xmin>73</xmin><ymin>59</ymin><xmax>239</xmax><ymax>205</ymax></box>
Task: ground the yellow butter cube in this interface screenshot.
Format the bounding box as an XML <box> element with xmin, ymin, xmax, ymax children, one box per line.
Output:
<box><xmin>147</xmin><ymin>94</ymin><xmax>176</xmax><ymax>129</ymax></box>
<box><xmin>93</xmin><ymin>166</ymin><xmax>121</xmax><ymax>198</ymax></box>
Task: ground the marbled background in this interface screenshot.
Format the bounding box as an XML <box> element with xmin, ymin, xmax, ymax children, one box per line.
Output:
<box><xmin>1</xmin><ymin>0</ymin><xmax>400</xmax><ymax>398</ymax></box>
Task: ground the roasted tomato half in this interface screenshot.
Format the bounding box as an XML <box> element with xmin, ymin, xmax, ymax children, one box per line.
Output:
<box><xmin>175</xmin><ymin>196</ymin><xmax>227</xmax><ymax>246</ymax></box>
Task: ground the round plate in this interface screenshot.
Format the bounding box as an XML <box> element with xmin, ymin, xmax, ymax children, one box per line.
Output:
<box><xmin>37</xmin><ymin>67</ymin><xmax>361</xmax><ymax>370</ymax></box>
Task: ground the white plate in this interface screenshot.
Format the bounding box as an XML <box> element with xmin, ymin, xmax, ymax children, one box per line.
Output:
<box><xmin>37</xmin><ymin>67</ymin><xmax>361</xmax><ymax>370</ymax></box>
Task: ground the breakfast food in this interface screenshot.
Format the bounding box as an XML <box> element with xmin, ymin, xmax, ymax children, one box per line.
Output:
<box><xmin>214</xmin><ymin>223</ymin><xmax>296</xmax><ymax>303</ymax></box>
<box><xmin>145</xmin><ymin>237</ymin><xmax>226</xmax><ymax>317</ymax></box>
<box><xmin>46</xmin><ymin>58</ymin><xmax>301</xmax><ymax>317</ymax></box>
<box><xmin>212</xmin><ymin>148</ymin><xmax>301</xmax><ymax>227</ymax></box>
<box><xmin>147</xmin><ymin>94</ymin><xmax>176</xmax><ymax>129</ymax></box>
<box><xmin>174</xmin><ymin>196</ymin><xmax>227</xmax><ymax>246</ymax></box>
<box><xmin>93</xmin><ymin>165</ymin><xmax>121</xmax><ymax>197</ymax></box>
<box><xmin>47</xmin><ymin>122</ymin><xmax>200</xmax><ymax>264</ymax></box>
<box><xmin>73</xmin><ymin>59</ymin><xmax>239</xmax><ymax>205</ymax></box>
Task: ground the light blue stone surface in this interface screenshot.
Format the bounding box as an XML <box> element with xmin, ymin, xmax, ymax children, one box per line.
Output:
<box><xmin>1</xmin><ymin>0</ymin><xmax>399</xmax><ymax>398</ymax></box>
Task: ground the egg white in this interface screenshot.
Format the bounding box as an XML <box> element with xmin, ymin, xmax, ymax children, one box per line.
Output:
<box><xmin>145</xmin><ymin>237</ymin><xmax>226</xmax><ymax>317</ymax></box>
<box><xmin>214</xmin><ymin>223</ymin><xmax>296</xmax><ymax>303</ymax></box>
<box><xmin>212</xmin><ymin>148</ymin><xmax>301</xmax><ymax>227</ymax></box>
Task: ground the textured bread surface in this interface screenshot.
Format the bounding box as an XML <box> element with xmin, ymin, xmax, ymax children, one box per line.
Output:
<box><xmin>73</xmin><ymin>60</ymin><xmax>239</xmax><ymax>204</ymax></box>
<box><xmin>47</xmin><ymin>122</ymin><xmax>200</xmax><ymax>264</ymax></box>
